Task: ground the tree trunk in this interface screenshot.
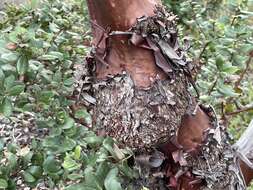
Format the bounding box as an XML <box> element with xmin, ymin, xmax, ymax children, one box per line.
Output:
<box><xmin>86</xmin><ymin>0</ymin><xmax>165</xmax><ymax>88</ymax></box>
<box><xmin>85</xmin><ymin>0</ymin><xmax>253</xmax><ymax>189</ymax></box>
<box><xmin>86</xmin><ymin>0</ymin><xmax>192</xmax><ymax>149</ymax></box>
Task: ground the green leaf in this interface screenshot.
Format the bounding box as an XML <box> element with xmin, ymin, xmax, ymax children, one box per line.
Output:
<box><xmin>96</xmin><ymin>162</ymin><xmax>110</xmax><ymax>183</ymax></box>
<box><xmin>17</xmin><ymin>55</ymin><xmax>28</xmax><ymax>75</ymax></box>
<box><xmin>30</xmin><ymin>0</ymin><xmax>39</xmax><ymax>9</ymax></box>
<box><xmin>65</xmin><ymin>183</ymin><xmax>88</xmax><ymax>190</ymax></box>
<box><xmin>42</xmin><ymin>137</ymin><xmax>60</xmax><ymax>149</ymax></box>
<box><xmin>0</xmin><ymin>139</ymin><xmax>4</xmax><ymax>151</ymax></box>
<box><xmin>104</xmin><ymin>168</ymin><xmax>122</xmax><ymax>190</ymax></box>
<box><xmin>118</xmin><ymin>161</ymin><xmax>137</xmax><ymax>179</ymax></box>
<box><xmin>0</xmin><ymin>69</ymin><xmax>5</xmax><ymax>82</ymax></box>
<box><xmin>0</xmin><ymin>178</ymin><xmax>8</xmax><ymax>189</ymax></box>
<box><xmin>84</xmin><ymin>167</ymin><xmax>103</xmax><ymax>190</ymax></box>
<box><xmin>215</xmin><ymin>56</ymin><xmax>225</xmax><ymax>71</ymax></box>
<box><xmin>4</xmin><ymin>75</ymin><xmax>15</xmax><ymax>90</ymax></box>
<box><xmin>1</xmin><ymin>64</ymin><xmax>16</xmax><ymax>72</ymax></box>
<box><xmin>75</xmin><ymin>108</ymin><xmax>92</xmax><ymax>125</ymax></box>
<box><xmin>32</xmin><ymin>152</ymin><xmax>44</xmax><ymax>166</ymax></box>
<box><xmin>84</xmin><ymin>136</ymin><xmax>103</xmax><ymax>146</ymax></box>
<box><xmin>43</xmin><ymin>156</ymin><xmax>61</xmax><ymax>173</ymax></box>
<box><xmin>74</xmin><ymin>145</ymin><xmax>82</xmax><ymax>160</ymax></box>
<box><xmin>23</xmin><ymin>172</ymin><xmax>36</xmax><ymax>183</ymax></box>
<box><xmin>103</xmin><ymin>138</ymin><xmax>124</xmax><ymax>160</ymax></box>
<box><xmin>7</xmin><ymin>152</ymin><xmax>18</xmax><ymax>170</ymax></box>
<box><xmin>219</xmin><ymin>63</ymin><xmax>239</xmax><ymax>74</ymax></box>
<box><xmin>62</xmin><ymin>117</ymin><xmax>75</xmax><ymax>129</ymax></box>
<box><xmin>62</xmin><ymin>154</ymin><xmax>81</xmax><ymax>172</ymax></box>
<box><xmin>221</xmin><ymin>65</ymin><xmax>239</xmax><ymax>74</ymax></box>
<box><xmin>218</xmin><ymin>84</ymin><xmax>239</xmax><ymax>97</ymax></box>
<box><xmin>7</xmin><ymin>84</ymin><xmax>25</xmax><ymax>96</ymax></box>
<box><xmin>52</xmin><ymin>70</ymin><xmax>62</xmax><ymax>83</ymax></box>
<box><xmin>7</xmin><ymin>143</ymin><xmax>18</xmax><ymax>153</ymax></box>
<box><xmin>49</xmin><ymin>23</ymin><xmax>60</xmax><ymax>33</ymax></box>
<box><xmin>38</xmin><ymin>54</ymin><xmax>59</xmax><ymax>61</ymax></box>
<box><xmin>61</xmin><ymin>137</ymin><xmax>76</xmax><ymax>152</ymax></box>
<box><xmin>64</xmin><ymin>77</ymin><xmax>74</xmax><ymax>86</ymax></box>
<box><xmin>48</xmin><ymin>51</ymin><xmax>64</xmax><ymax>61</ymax></box>
<box><xmin>67</xmin><ymin>173</ymin><xmax>83</xmax><ymax>181</ymax></box>
<box><xmin>103</xmin><ymin>137</ymin><xmax>114</xmax><ymax>150</ymax></box>
<box><xmin>27</xmin><ymin>166</ymin><xmax>43</xmax><ymax>178</ymax></box>
<box><xmin>38</xmin><ymin>91</ymin><xmax>54</xmax><ymax>103</ymax></box>
<box><xmin>0</xmin><ymin>98</ymin><xmax>13</xmax><ymax>117</ymax></box>
<box><xmin>1</xmin><ymin>52</ymin><xmax>19</xmax><ymax>63</ymax></box>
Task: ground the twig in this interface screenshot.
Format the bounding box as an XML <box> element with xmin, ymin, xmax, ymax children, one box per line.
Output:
<box><xmin>207</xmin><ymin>77</ymin><xmax>218</xmax><ymax>95</ymax></box>
<box><xmin>221</xmin><ymin>101</ymin><xmax>228</xmax><ymax>127</ymax></box>
<box><xmin>44</xmin><ymin>29</ymin><xmax>64</xmax><ymax>54</ymax></box>
<box><xmin>231</xmin><ymin>16</ymin><xmax>237</xmax><ymax>26</ymax></box>
<box><xmin>190</xmin><ymin>2</ymin><xmax>207</xmax><ymax>39</ymax></box>
<box><xmin>234</xmin><ymin>54</ymin><xmax>252</xmax><ymax>89</ymax></box>
<box><xmin>198</xmin><ymin>41</ymin><xmax>211</xmax><ymax>59</ymax></box>
<box><xmin>226</xmin><ymin>52</ymin><xmax>252</xmax><ymax>104</ymax></box>
<box><xmin>226</xmin><ymin>105</ymin><xmax>253</xmax><ymax>116</ymax></box>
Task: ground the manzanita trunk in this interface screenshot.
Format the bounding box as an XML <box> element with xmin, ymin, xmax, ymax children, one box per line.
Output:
<box><xmin>86</xmin><ymin>0</ymin><xmax>192</xmax><ymax>149</ymax></box>
<box><xmin>85</xmin><ymin>0</ymin><xmax>253</xmax><ymax>189</ymax></box>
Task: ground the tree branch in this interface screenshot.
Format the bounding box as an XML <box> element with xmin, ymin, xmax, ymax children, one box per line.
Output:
<box><xmin>198</xmin><ymin>41</ymin><xmax>211</xmax><ymax>59</ymax></box>
<box><xmin>207</xmin><ymin>77</ymin><xmax>218</xmax><ymax>95</ymax></box>
<box><xmin>226</xmin><ymin>105</ymin><xmax>253</xmax><ymax>116</ymax></box>
<box><xmin>234</xmin><ymin>53</ymin><xmax>253</xmax><ymax>89</ymax></box>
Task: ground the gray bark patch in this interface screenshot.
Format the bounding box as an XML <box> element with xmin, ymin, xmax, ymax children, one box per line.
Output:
<box><xmin>92</xmin><ymin>73</ymin><xmax>192</xmax><ymax>149</ymax></box>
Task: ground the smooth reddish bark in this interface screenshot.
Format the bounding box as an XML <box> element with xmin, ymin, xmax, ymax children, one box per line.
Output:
<box><xmin>177</xmin><ymin>106</ymin><xmax>210</xmax><ymax>151</ymax></box>
<box><xmin>86</xmin><ymin>0</ymin><xmax>166</xmax><ymax>88</ymax></box>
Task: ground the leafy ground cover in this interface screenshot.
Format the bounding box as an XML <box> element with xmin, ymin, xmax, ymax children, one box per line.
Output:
<box><xmin>0</xmin><ymin>0</ymin><xmax>252</xmax><ymax>189</ymax></box>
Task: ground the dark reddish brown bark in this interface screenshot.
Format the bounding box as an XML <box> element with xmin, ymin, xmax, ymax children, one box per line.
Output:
<box><xmin>177</xmin><ymin>106</ymin><xmax>210</xmax><ymax>151</ymax></box>
<box><xmin>86</xmin><ymin>0</ymin><xmax>166</xmax><ymax>88</ymax></box>
<box><xmin>240</xmin><ymin>160</ymin><xmax>253</xmax><ymax>185</ymax></box>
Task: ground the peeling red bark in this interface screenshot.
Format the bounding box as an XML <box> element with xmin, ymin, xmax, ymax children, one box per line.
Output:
<box><xmin>86</xmin><ymin>0</ymin><xmax>166</xmax><ymax>88</ymax></box>
<box><xmin>158</xmin><ymin>106</ymin><xmax>210</xmax><ymax>189</ymax></box>
<box><xmin>177</xmin><ymin>106</ymin><xmax>210</xmax><ymax>151</ymax></box>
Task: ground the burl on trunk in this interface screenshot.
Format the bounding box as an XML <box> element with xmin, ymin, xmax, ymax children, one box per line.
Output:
<box><xmin>87</xmin><ymin>0</ymin><xmax>192</xmax><ymax>149</ymax></box>
<box><xmin>85</xmin><ymin>0</ymin><xmax>253</xmax><ymax>189</ymax></box>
